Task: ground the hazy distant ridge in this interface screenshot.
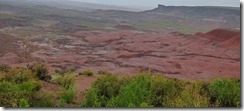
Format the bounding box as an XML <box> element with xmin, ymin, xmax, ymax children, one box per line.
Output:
<box><xmin>0</xmin><ymin>0</ymin><xmax>142</xmax><ymax>11</ymax></box>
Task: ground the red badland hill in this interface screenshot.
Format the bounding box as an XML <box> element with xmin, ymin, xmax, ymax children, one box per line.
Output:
<box><xmin>195</xmin><ymin>29</ymin><xmax>240</xmax><ymax>49</ymax></box>
<box><xmin>0</xmin><ymin>29</ymin><xmax>240</xmax><ymax>81</ymax></box>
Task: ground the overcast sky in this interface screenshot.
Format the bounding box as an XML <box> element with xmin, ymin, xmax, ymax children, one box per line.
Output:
<box><xmin>68</xmin><ymin>0</ymin><xmax>240</xmax><ymax>8</ymax></box>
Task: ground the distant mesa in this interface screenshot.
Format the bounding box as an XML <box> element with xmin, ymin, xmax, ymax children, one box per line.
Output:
<box><xmin>158</xmin><ymin>4</ymin><xmax>166</xmax><ymax>8</ymax></box>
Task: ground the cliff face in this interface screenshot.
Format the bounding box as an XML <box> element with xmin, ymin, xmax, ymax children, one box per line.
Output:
<box><xmin>153</xmin><ymin>4</ymin><xmax>240</xmax><ymax>16</ymax></box>
<box><xmin>146</xmin><ymin>4</ymin><xmax>240</xmax><ymax>28</ymax></box>
<box><xmin>157</xmin><ymin>4</ymin><xmax>166</xmax><ymax>8</ymax></box>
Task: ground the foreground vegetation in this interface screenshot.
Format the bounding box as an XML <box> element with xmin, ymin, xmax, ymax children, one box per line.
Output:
<box><xmin>0</xmin><ymin>64</ymin><xmax>240</xmax><ymax>107</ymax></box>
<box><xmin>0</xmin><ymin>64</ymin><xmax>76</xmax><ymax>107</ymax></box>
<box><xmin>83</xmin><ymin>73</ymin><xmax>240</xmax><ymax>107</ymax></box>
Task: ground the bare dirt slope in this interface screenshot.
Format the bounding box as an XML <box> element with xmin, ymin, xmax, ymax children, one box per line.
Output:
<box><xmin>196</xmin><ymin>29</ymin><xmax>240</xmax><ymax>48</ymax></box>
<box><xmin>0</xmin><ymin>29</ymin><xmax>240</xmax><ymax>81</ymax></box>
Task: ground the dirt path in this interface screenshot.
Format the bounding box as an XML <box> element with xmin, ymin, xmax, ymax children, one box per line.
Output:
<box><xmin>74</xmin><ymin>76</ymin><xmax>97</xmax><ymax>103</ymax></box>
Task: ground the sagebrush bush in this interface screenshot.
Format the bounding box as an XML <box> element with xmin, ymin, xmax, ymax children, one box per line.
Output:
<box><xmin>107</xmin><ymin>74</ymin><xmax>152</xmax><ymax>107</ymax></box>
<box><xmin>0</xmin><ymin>80</ymin><xmax>42</xmax><ymax>107</ymax></box>
<box><xmin>0</xmin><ymin>66</ymin><xmax>54</xmax><ymax>107</ymax></box>
<box><xmin>150</xmin><ymin>75</ymin><xmax>181</xmax><ymax>107</ymax></box>
<box><xmin>79</xmin><ymin>69</ymin><xmax>94</xmax><ymax>76</ymax></box>
<box><xmin>0</xmin><ymin>64</ymin><xmax>10</xmax><ymax>72</ymax></box>
<box><xmin>3</xmin><ymin>68</ymin><xmax>36</xmax><ymax>84</ymax></box>
<box><xmin>55</xmin><ymin>67</ymin><xmax>76</xmax><ymax>75</ymax></box>
<box><xmin>93</xmin><ymin>75</ymin><xmax>120</xmax><ymax>98</ymax></box>
<box><xmin>55</xmin><ymin>69</ymin><xmax>63</xmax><ymax>75</ymax></box>
<box><xmin>57</xmin><ymin>98</ymin><xmax>68</xmax><ymax>107</ymax></box>
<box><xmin>17</xmin><ymin>81</ymin><xmax>42</xmax><ymax>91</ymax></box>
<box><xmin>18</xmin><ymin>99</ymin><xmax>30</xmax><ymax>107</ymax></box>
<box><xmin>28</xmin><ymin>63</ymin><xmax>51</xmax><ymax>81</ymax></box>
<box><xmin>60</xmin><ymin>88</ymin><xmax>76</xmax><ymax>104</ymax></box>
<box><xmin>0</xmin><ymin>65</ymin><xmax>240</xmax><ymax>108</ymax></box>
<box><xmin>83</xmin><ymin>88</ymin><xmax>101</xmax><ymax>107</ymax></box>
<box><xmin>84</xmin><ymin>75</ymin><xmax>120</xmax><ymax>107</ymax></box>
<box><xmin>52</xmin><ymin>75</ymin><xmax>75</xmax><ymax>90</ymax></box>
<box><xmin>57</xmin><ymin>85</ymin><xmax>77</xmax><ymax>107</ymax></box>
<box><xmin>31</xmin><ymin>92</ymin><xmax>53</xmax><ymax>107</ymax></box>
<box><xmin>172</xmin><ymin>82</ymin><xmax>210</xmax><ymax>107</ymax></box>
<box><xmin>97</xmin><ymin>69</ymin><xmax>112</xmax><ymax>75</ymax></box>
<box><xmin>208</xmin><ymin>78</ymin><xmax>240</xmax><ymax>107</ymax></box>
<box><xmin>83</xmin><ymin>72</ymin><xmax>240</xmax><ymax>108</ymax></box>
<box><xmin>66</xmin><ymin>67</ymin><xmax>76</xmax><ymax>73</ymax></box>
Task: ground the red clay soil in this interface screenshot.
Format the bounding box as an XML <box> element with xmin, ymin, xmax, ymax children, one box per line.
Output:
<box><xmin>0</xmin><ymin>25</ymin><xmax>240</xmax><ymax>103</ymax></box>
<box><xmin>74</xmin><ymin>76</ymin><xmax>97</xmax><ymax>102</ymax></box>
<box><xmin>75</xmin><ymin>76</ymin><xmax>97</xmax><ymax>93</ymax></box>
<box><xmin>0</xmin><ymin>24</ymin><xmax>6</xmax><ymax>29</ymax></box>
<box><xmin>40</xmin><ymin>81</ymin><xmax>61</xmax><ymax>102</ymax></box>
<box><xmin>0</xmin><ymin>28</ymin><xmax>240</xmax><ymax>98</ymax></box>
<box><xmin>40</xmin><ymin>81</ymin><xmax>61</xmax><ymax>94</ymax></box>
<box><xmin>0</xmin><ymin>29</ymin><xmax>240</xmax><ymax>81</ymax></box>
<box><xmin>0</xmin><ymin>52</ymin><xmax>22</xmax><ymax>64</ymax></box>
<box><xmin>195</xmin><ymin>29</ymin><xmax>240</xmax><ymax>49</ymax></box>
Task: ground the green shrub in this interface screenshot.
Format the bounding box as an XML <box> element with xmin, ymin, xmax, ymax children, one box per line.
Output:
<box><xmin>79</xmin><ymin>69</ymin><xmax>94</xmax><ymax>76</ymax></box>
<box><xmin>60</xmin><ymin>88</ymin><xmax>76</xmax><ymax>104</ymax></box>
<box><xmin>0</xmin><ymin>81</ymin><xmax>42</xmax><ymax>107</ymax></box>
<box><xmin>0</xmin><ymin>66</ymin><xmax>54</xmax><ymax>107</ymax></box>
<box><xmin>208</xmin><ymin>78</ymin><xmax>240</xmax><ymax>107</ymax></box>
<box><xmin>0</xmin><ymin>65</ymin><xmax>240</xmax><ymax>108</ymax></box>
<box><xmin>83</xmin><ymin>72</ymin><xmax>241</xmax><ymax>108</ymax></box>
<box><xmin>19</xmin><ymin>99</ymin><xmax>30</xmax><ymax>107</ymax></box>
<box><xmin>31</xmin><ymin>92</ymin><xmax>53</xmax><ymax>107</ymax></box>
<box><xmin>4</xmin><ymin>68</ymin><xmax>36</xmax><ymax>84</ymax></box>
<box><xmin>140</xmin><ymin>102</ymin><xmax>153</xmax><ymax>107</ymax></box>
<box><xmin>83</xmin><ymin>75</ymin><xmax>120</xmax><ymax>107</ymax></box>
<box><xmin>94</xmin><ymin>75</ymin><xmax>120</xmax><ymax>98</ymax></box>
<box><xmin>56</xmin><ymin>87</ymin><xmax>76</xmax><ymax>107</ymax></box>
<box><xmin>52</xmin><ymin>75</ymin><xmax>75</xmax><ymax>89</ymax></box>
<box><xmin>55</xmin><ymin>69</ymin><xmax>62</xmax><ymax>74</ymax></box>
<box><xmin>18</xmin><ymin>81</ymin><xmax>42</xmax><ymax>91</ymax></box>
<box><xmin>0</xmin><ymin>64</ymin><xmax>10</xmax><ymax>72</ymax></box>
<box><xmin>66</xmin><ymin>67</ymin><xmax>76</xmax><ymax>73</ymax></box>
<box><xmin>150</xmin><ymin>75</ymin><xmax>182</xmax><ymax>107</ymax></box>
<box><xmin>57</xmin><ymin>98</ymin><xmax>68</xmax><ymax>107</ymax></box>
<box><xmin>171</xmin><ymin>82</ymin><xmax>210</xmax><ymax>107</ymax></box>
<box><xmin>28</xmin><ymin>63</ymin><xmax>51</xmax><ymax>81</ymax></box>
<box><xmin>0</xmin><ymin>72</ymin><xmax>4</xmax><ymax>80</ymax></box>
<box><xmin>0</xmin><ymin>81</ymin><xmax>12</xmax><ymax>92</ymax></box>
<box><xmin>97</xmin><ymin>69</ymin><xmax>112</xmax><ymax>75</ymax></box>
<box><xmin>83</xmin><ymin>88</ymin><xmax>101</xmax><ymax>107</ymax></box>
<box><xmin>107</xmin><ymin>74</ymin><xmax>152</xmax><ymax>107</ymax></box>
<box><xmin>55</xmin><ymin>67</ymin><xmax>76</xmax><ymax>75</ymax></box>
